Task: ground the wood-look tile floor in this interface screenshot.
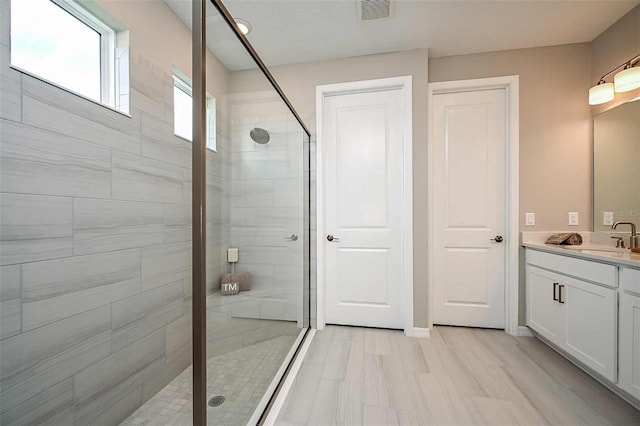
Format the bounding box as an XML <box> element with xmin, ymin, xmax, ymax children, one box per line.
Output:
<box><xmin>276</xmin><ymin>325</ymin><xmax>640</xmax><ymax>426</ymax></box>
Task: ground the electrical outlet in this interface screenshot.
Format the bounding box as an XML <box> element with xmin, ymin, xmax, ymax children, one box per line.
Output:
<box><xmin>603</xmin><ymin>211</ymin><xmax>614</xmax><ymax>226</ymax></box>
<box><xmin>525</xmin><ymin>213</ymin><xmax>535</xmax><ymax>226</ymax></box>
<box><xmin>568</xmin><ymin>212</ymin><xmax>579</xmax><ymax>226</ymax></box>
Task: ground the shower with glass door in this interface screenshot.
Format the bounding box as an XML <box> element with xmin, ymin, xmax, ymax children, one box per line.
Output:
<box><xmin>0</xmin><ymin>0</ymin><xmax>311</xmax><ymax>424</ymax></box>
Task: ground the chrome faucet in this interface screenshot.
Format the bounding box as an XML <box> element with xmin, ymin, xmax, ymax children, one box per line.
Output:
<box><xmin>612</xmin><ymin>221</ymin><xmax>638</xmax><ymax>249</ymax></box>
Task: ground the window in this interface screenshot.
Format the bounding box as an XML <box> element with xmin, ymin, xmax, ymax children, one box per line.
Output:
<box><xmin>10</xmin><ymin>0</ymin><xmax>127</xmax><ymax>112</ymax></box>
<box><xmin>173</xmin><ymin>74</ymin><xmax>217</xmax><ymax>151</ymax></box>
<box><xmin>173</xmin><ymin>77</ymin><xmax>193</xmax><ymax>142</ymax></box>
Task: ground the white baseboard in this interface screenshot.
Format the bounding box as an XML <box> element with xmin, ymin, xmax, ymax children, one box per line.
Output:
<box><xmin>518</xmin><ymin>326</ymin><xmax>534</xmax><ymax>337</ymax></box>
<box><xmin>405</xmin><ymin>327</ymin><xmax>430</xmax><ymax>338</ymax></box>
<box><xmin>263</xmin><ymin>328</ymin><xmax>316</xmax><ymax>426</ymax></box>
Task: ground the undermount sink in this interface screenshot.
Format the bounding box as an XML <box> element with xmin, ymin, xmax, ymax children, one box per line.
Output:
<box><xmin>576</xmin><ymin>249</ymin><xmax>625</xmax><ymax>257</ymax></box>
<box><xmin>560</xmin><ymin>245</ymin><xmax>622</xmax><ymax>253</ymax></box>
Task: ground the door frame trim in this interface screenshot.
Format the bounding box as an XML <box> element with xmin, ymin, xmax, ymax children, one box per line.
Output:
<box><xmin>427</xmin><ymin>75</ymin><xmax>520</xmax><ymax>336</ymax></box>
<box><xmin>315</xmin><ymin>76</ymin><xmax>414</xmax><ymax>334</ymax></box>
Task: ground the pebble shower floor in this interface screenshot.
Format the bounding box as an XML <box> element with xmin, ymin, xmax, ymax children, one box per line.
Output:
<box><xmin>121</xmin><ymin>335</ymin><xmax>295</xmax><ymax>425</ymax></box>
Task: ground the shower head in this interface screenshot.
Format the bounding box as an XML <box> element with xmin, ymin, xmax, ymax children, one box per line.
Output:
<box><xmin>250</xmin><ymin>127</ymin><xmax>270</xmax><ymax>144</ymax></box>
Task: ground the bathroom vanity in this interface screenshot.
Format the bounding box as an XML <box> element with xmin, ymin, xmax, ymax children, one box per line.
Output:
<box><xmin>523</xmin><ymin>241</ymin><xmax>640</xmax><ymax>409</ymax></box>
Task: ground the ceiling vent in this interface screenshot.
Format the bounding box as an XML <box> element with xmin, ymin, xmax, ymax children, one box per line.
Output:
<box><xmin>359</xmin><ymin>0</ymin><xmax>392</xmax><ymax>21</ymax></box>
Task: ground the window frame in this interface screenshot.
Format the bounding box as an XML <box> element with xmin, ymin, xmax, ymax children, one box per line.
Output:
<box><xmin>10</xmin><ymin>0</ymin><xmax>121</xmax><ymax>111</ymax></box>
<box><xmin>172</xmin><ymin>74</ymin><xmax>217</xmax><ymax>152</ymax></box>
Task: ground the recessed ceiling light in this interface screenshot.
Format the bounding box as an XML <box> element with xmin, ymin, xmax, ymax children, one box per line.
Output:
<box><xmin>234</xmin><ymin>18</ymin><xmax>251</xmax><ymax>35</ymax></box>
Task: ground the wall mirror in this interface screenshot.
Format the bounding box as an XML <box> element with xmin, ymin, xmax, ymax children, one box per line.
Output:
<box><xmin>593</xmin><ymin>98</ymin><xmax>640</xmax><ymax>232</ymax></box>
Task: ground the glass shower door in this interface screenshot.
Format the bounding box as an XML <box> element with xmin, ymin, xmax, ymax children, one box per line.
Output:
<box><xmin>202</xmin><ymin>1</ymin><xmax>310</xmax><ymax>424</ymax></box>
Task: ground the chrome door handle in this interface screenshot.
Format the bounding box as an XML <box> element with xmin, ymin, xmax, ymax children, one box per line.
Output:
<box><xmin>327</xmin><ymin>234</ymin><xmax>340</xmax><ymax>242</ymax></box>
<box><xmin>490</xmin><ymin>235</ymin><xmax>504</xmax><ymax>243</ymax></box>
<box><xmin>284</xmin><ymin>234</ymin><xmax>298</xmax><ymax>241</ymax></box>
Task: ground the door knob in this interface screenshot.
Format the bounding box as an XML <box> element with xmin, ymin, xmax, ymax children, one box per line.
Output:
<box><xmin>490</xmin><ymin>235</ymin><xmax>504</xmax><ymax>243</ymax></box>
<box><xmin>284</xmin><ymin>234</ymin><xmax>298</xmax><ymax>241</ymax></box>
<box><xmin>327</xmin><ymin>234</ymin><xmax>340</xmax><ymax>242</ymax></box>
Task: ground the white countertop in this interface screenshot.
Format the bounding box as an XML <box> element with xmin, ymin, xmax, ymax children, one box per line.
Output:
<box><xmin>522</xmin><ymin>240</ymin><xmax>640</xmax><ymax>269</ymax></box>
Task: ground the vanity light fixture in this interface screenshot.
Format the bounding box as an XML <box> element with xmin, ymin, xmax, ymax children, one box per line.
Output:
<box><xmin>589</xmin><ymin>52</ymin><xmax>640</xmax><ymax>105</ymax></box>
<box><xmin>589</xmin><ymin>80</ymin><xmax>614</xmax><ymax>105</ymax></box>
<box><xmin>234</xmin><ymin>18</ymin><xmax>251</xmax><ymax>35</ymax></box>
<box><xmin>614</xmin><ymin>62</ymin><xmax>640</xmax><ymax>93</ymax></box>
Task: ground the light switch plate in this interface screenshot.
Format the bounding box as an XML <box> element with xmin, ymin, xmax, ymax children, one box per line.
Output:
<box><xmin>525</xmin><ymin>212</ymin><xmax>535</xmax><ymax>226</ymax></box>
<box><xmin>603</xmin><ymin>211</ymin><xmax>614</xmax><ymax>226</ymax></box>
<box><xmin>568</xmin><ymin>212</ymin><xmax>579</xmax><ymax>226</ymax></box>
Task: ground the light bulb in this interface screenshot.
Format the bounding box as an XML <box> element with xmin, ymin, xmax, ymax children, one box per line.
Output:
<box><xmin>235</xmin><ymin>19</ymin><xmax>251</xmax><ymax>35</ymax></box>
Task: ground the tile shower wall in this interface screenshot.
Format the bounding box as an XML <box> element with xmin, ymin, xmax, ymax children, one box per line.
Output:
<box><xmin>227</xmin><ymin>92</ymin><xmax>305</xmax><ymax>323</ymax></box>
<box><xmin>0</xmin><ymin>5</ymin><xmax>230</xmax><ymax>425</ymax></box>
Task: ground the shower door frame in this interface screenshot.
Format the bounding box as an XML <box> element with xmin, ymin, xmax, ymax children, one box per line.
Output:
<box><xmin>191</xmin><ymin>1</ymin><xmax>312</xmax><ymax>424</ymax></box>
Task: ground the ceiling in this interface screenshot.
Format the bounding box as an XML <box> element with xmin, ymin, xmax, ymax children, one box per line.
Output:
<box><xmin>164</xmin><ymin>0</ymin><xmax>639</xmax><ymax>71</ymax></box>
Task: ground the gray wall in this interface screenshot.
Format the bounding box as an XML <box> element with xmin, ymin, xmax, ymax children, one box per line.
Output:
<box><xmin>0</xmin><ymin>0</ymin><xmax>230</xmax><ymax>424</ymax></box>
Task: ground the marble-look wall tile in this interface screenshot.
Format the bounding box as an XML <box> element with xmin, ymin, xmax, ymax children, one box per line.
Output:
<box><xmin>73</xmin><ymin>198</ymin><xmax>164</xmax><ymax>255</ymax></box>
<box><xmin>164</xmin><ymin>203</ymin><xmax>191</xmax><ymax>243</ymax></box>
<box><xmin>112</xmin><ymin>150</ymin><xmax>185</xmax><ymax>203</ymax></box>
<box><xmin>238</xmin><ymin>246</ymin><xmax>290</xmax><ymax>266</ymax></box>
<box><xmin>141</xmin><ymin>241</ymin><xmax>191</xmax><ymax>291</ymax></box>
<box><xmin>129</xmin><ymin>53</ymin><xmax>172</xmax><ymax>121</ymax></box>
<box><xmin>0</xmin><ymin>1</ymin><xmax>9</xmax><ymax>49</ymax></box>
<box><xmin>231</xmin><ymin>179</ymin><xmax>274</xmax><ymax>207</ymax></box>
<box><xmin>21</xmin><ymin>249</ymin><xmax>141</xmax><ymax>331</ymax></box>
<box><xmin>230</xmin><ymin>207</ymin><xmax>256</xmax><ymax>228</ymax></box>
<box><xmin>182</xmin><ymin>168</ymin><xmax>193</xmax><ymax>204</ymax></box>
<box><xmin>232</xmin><ymin>150</ymin><xmax>291</xmax><ymax>180</ymax></box>
<box><xmin>164</xmin><ymin>313</ymin><xmax>191</xmax><ymax>366</ymax></box>
<box><xmin>255</xmin><ymin>207</ymin><xmax>290</xmax><ymax>228</ymax></box>
<box><xmin>111</xmin><ymin>280</ymin><xmax>183</xmax><ymax>352</ymax></box>
<box><xmin>73</xmin><ymin>329</ymin><xmax>164</xmax><ymax>425</ymax></box>
<box><xmin>0</xmin><ymin>194</ymin><xmax>72</xmax><ymax>266</ymax></box>
<box><xmin>141</xmin><ymin>113</ymin><xmax>192</xmax><ymax>169</ymax></box>
<box><xmin>130</xmin><ymin>57</ymin><xmax>167</xmax><ymax>107</ymax></box>
<box><xmin>0</xmin><ymin>306</ymin><xmax>111</xmax><ymax>412</ymax></box>
<box><xmin>274</xmin><ymin>178</ymin><xmax>303</xmax><ymax>208</ymax></box>
<box><xmin>0</xmin><ymin>119</ymin><xmax>111</xmax><ymax>198</ymax></box>
<box><xmin>22</xmin><ymin>91</ymin><xmax>140</xmax><ymax>155</ymax></box>
<box><xmin>22</xmin><ymin>74</ymin><xmax>140</xmax><ymax>137</ymax></box>
<box><xmin>0</xmin><ymin>265</ymin><xmax>21</xmax><ymax>339</ymax></box>
<box><xmin>0</xmin><ymin>378</ymin><xmax>74</xmax><ymax>426</ymax></box>
<box><xmin>86</xmin><ymin>386</ymin><xmax>142</xmax><ymax>426</ymax></box>
<box><xmin>141</xmin><ymin>351</ymin><xmax>189</xmax><ymax>404</ymax></box>
<box><xmin>0</xmin><ymin>46</ymin><xmax>22</xmax><ymax>123</ymax></box>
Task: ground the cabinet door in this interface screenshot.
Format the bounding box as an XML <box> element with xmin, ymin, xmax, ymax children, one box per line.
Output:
<box><xmin>527</xmin><ymin>265</ymin><xmax>563</xmax><ymax>345</ymax></box>
<box><xmin>620</xmin><ymin>292</ymin><xmax>640</xmax><ymax>399</ymax></box>
<box><xmin>563</xmin><ymin>276</ymin><xmax>617</xmax><ymax>382</ymax></box>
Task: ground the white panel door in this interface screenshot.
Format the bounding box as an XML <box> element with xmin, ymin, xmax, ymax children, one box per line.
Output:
<box><xmin>323</xmin><ymin>89</ymin><xmax>404</xmax><ymax>329</ymax></box>
<box><xmin>432</xmin><ymin>89</ymin><xmax>506</xmax><ymax>328</ymax></box>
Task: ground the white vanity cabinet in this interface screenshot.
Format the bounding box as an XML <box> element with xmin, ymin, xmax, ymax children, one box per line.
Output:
<box><xmin>526</xmin><ymin>250</ymin><xmax>617</xmax><ymax>382</ymax></box>
<box><xmin>619</xmin><ymin>267</ymin><xmax>640</xmax><ymax>399</ymax></box>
